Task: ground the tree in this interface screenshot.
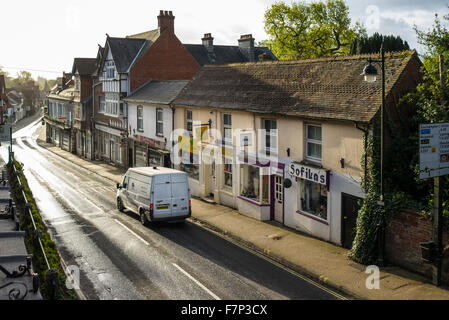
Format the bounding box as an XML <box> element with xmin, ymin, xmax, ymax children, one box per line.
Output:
<box><xmin>263</xmin><ymin>0</ymin><xmax>366</xmax><ymax>59</ymax></box>
<box><xmin>349</xmin><ymin>33</ymin><xmax>410</xmax><ymax>55</ymax></box>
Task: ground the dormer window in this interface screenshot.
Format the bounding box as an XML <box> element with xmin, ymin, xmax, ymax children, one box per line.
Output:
<box><xmin>105</xmin><ymin>61</ymin><xmax>116</xmax><ymax>79</ymax></box>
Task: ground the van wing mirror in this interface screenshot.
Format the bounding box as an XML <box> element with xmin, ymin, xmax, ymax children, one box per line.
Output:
<box><xmin>117</xmin><ymin>183</ymin><xmax>121</xmax><ymax>189</ymax></box>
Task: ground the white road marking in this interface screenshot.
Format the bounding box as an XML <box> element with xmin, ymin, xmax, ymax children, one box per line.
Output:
<box><xmin>172</xmin><ymin>263</ymin><xmax>221</xmax><ymax>300</ymax></box>
<box><xmin>113</xmin><ymin>219</ymin><xmax>150</xmax><ymax>246</ymax></box>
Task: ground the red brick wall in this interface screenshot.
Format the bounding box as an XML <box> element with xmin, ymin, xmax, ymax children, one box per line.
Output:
<box><xmin>386</xmin><ymin>209</ymin><xmax>449</xmax><ymax>283</ymax></box>
<box><xmin>130</xmin><ymin>31</ymin><xmax>200</xmax><ymax>92</ymax></box>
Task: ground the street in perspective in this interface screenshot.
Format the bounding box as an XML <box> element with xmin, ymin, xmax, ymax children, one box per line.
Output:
<box><xmin>1</xmin><ymin>0</ymin><xmax>449</xmax><ymax>315</ymax></box>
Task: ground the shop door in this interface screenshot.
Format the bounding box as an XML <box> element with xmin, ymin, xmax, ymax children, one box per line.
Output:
<box><xmin>208</xmin><ymin>161</ymin><xmax>216</xmax><ymax>197</ymax></box>
<box><xmin>341</xmin><ymin>193</ymin><xmax>362</xmax><ymax>249</ymax></box>
<box><xmin>274</xmin><ymin>175</ymin><xmax>284</xmax><ymax>223</ymax></box>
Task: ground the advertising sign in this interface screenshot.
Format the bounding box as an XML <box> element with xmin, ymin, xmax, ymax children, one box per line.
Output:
<box><xmin>419</xmin><ymin>123</ymin><xmax>449</xmax><ymax>179</ymax></box>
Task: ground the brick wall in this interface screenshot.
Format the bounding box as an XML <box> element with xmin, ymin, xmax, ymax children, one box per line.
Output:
<box><xmin>130</xmin><ymin>31</ymin><xmax>200</xmax><ymax>92</ymax></box>
<box><xmin>385</xmin><ymin>209</ymin><xmax>449</xmax><ymax>283</ymax></box>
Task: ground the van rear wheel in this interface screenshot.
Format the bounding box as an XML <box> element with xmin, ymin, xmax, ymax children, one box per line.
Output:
<box><xmin>140</xmin><ymin>211</ymin><xmax>149</xmax><ymax>226</ymax></box>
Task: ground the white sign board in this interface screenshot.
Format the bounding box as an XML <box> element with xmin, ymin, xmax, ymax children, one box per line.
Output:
<box><xmin>0</xmin><ymin>125</ymin><xmax>11</xmax><ymax>142</ymax></box>
<box><xmin>419</xmin><ymin>123</ymin><xmax>449</xmax><ymax>179</ymax></box>
<box><xmin>289</xmin><ymin>162</ymin><xmax>328</xmax><ymax>186</ymax></box>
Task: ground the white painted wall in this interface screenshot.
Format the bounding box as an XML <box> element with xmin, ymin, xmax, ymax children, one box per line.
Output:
<box><xmin>128</xmin><ymin>102</ymin><xmax>172</xmax><ymax>151</ymax></box>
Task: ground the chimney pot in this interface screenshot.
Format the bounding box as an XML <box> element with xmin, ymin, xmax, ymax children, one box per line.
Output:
<box><xmin>158</xmin><ymin>10</ymin><xmax>175</xmax><ymax>33</ymax></box>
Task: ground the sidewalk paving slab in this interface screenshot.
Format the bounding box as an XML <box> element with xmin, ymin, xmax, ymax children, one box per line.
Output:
<box><xmin>34</xmin><ymin>125</ymin><xmax>449</xmax><ymax>300</ymax></box>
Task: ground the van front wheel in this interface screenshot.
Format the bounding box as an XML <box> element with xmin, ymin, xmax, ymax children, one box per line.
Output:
<box><xmin>117</xmin><ymin>198</ymin><xmax>124</xmax><ymax>212</ymax></box>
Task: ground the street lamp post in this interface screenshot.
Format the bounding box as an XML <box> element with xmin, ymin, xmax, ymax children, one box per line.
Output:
<box><xmin>361</xmin><ymin>44</ymin><xmax>386</xmax><ymax>267</ymax></box>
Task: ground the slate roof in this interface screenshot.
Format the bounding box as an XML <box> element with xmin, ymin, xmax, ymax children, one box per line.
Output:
<box><xmin>174</xmin><ymin>51</ymin><xmax>420</xmax><ymax>123</ymax></box>
<box><xmin>125</xmin><ymin>80</ymin><xmax>189</xmax><ymax>105</ymax></box>
<box><xmin>107</xmin><ymin>37</ymin><xmax>147</xmax><ymax>73</ymax></box>
<box><xmin>72</xmin><ymin>58</ymin><xmax>97</xmax><ymax>76</ymax></box>
<box><xmin>184</xmin><ymin>44</ymin><xmax>277</xmax><ymax>66</ymax></box>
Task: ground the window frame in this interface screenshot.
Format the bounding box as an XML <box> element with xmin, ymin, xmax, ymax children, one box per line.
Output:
<box><xmin>137</xmin><ymin>105</ymin><xmax>144</xmax><ymax>132</ymax></box>
<box><xmin>262</xmin><ymin>118</ymin><xmax>277</xmax><ymax>154</ymax></box>
<box><xmin>186</xmin><ymin>110</ymin><xmax>193</xmax><ymax>136</ymax></box>
<box><xmin>305</xmin><ymin>124</ymin><xmax>322</xmax><ymax>163</ymax></box>
<box><xmin>156</xmin><ymin>108</ymin><xmax>164</xmax><ymax>137</ymax></box>
<box><xmin>222</xmin><ymin>114</ymin><xmax>232</xmax><ymax>145</ymax></box>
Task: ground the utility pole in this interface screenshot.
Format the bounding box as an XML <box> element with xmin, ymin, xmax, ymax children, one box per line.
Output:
<box><xmin>433</xmin><ymin>54</ymin><xmax>445</xmax><ymax>286</ymax></box>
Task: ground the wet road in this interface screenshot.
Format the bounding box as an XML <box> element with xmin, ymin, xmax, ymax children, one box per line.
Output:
<box><xmin>1</xmin><ymin>119</ymin><xmax>344</xmax><ymax>300</ymax></box>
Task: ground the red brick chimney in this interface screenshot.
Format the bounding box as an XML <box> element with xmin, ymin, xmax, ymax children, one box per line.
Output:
<box><xmin>158</xmin><ymin>10</ymin><xmax>175</xmax><ymax>34</ymax></box>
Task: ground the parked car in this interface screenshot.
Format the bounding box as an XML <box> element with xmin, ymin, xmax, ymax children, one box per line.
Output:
<box><xmin>116</xmin><ymin>167</ymin><xmax>191</xmax><ymax>225</ymax></box>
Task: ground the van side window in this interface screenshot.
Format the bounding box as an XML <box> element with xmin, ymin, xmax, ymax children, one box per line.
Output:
<box><xmin>123</xmin><ymin>176</ymin><xmax>129</xmax><ymax>189</ymax></box>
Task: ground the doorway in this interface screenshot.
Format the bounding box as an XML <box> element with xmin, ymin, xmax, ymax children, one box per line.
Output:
<box><xmin>273</xmin><ymin>175</ymin><xmax>284</xmax><ymax>223</ymax></box>
<box><xmin>208</xmin><ymin>161</ymin><xmax>216</xmax><ymax>197</ymax></box>
<box><xmin>341</xmin><ymin>193</ymin><xmax>363</xmax><ymax>249</ymax></box>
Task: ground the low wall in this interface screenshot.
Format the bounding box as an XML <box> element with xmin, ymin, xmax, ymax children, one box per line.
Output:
<box><xmin>385</xmin><ymin>209</ymin><xmax>449</xmax><ymax>283</ymax></box>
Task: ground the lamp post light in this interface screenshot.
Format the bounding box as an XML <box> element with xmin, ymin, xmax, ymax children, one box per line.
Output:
<box><xmin>361</xmin><ymin>45</ymin><xmax>386</xmax><ymax>267</ymax></box>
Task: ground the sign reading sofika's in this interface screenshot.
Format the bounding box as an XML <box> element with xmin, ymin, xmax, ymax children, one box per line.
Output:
<box><xmin>289</xmin><ymin>162</ymin><xmax>330</xmax><ymax>189</ymax></box>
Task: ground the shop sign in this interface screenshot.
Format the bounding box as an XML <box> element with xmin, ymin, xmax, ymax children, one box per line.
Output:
<box><xmin>289</xmin><ymin>162</ymin><xmax>329</xmax><ymax>186</ymax></box>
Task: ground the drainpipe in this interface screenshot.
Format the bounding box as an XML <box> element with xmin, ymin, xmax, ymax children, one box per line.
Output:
<box><xmin>170</xmin><ymin>103</ymin><xmax>175</xmax><ymax>169</ymax></box>
<box><xmin>355</xmin><ymin>121</ymin><xmax>369</xmax><ymax>191</ymax></box>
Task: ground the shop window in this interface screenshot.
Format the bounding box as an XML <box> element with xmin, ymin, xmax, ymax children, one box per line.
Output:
<box><xmin>181</xmin><ymin>153</ymin><xmax>199</xmax><ymax>180</ymax></box>
<box><xmin>240</xmin><ymin>164</ymin><xmax>265</xmax><ymax>203</ymax></box>
<box><xmin>149</xmin><ymin>150</ymin><xmax>163</xmax><ymax>167</ymax></box>
<box><xmin>306</xmin><ymin>124</ymin><xmax>322</xmax><ymax>162</ymax></box>
<box><xmin>298</xmin><ymin>179</ymin><xmax>328</xmax><ymax>220</ymax></box>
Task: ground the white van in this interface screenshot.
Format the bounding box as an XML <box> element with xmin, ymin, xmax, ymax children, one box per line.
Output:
<box><xmin>116</xmin><ymin>167</ymin><xmax>191</xmax><ymax>225</ymax></box>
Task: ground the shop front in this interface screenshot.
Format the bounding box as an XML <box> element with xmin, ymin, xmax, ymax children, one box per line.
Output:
<box><xmin>235</xmin><ymin>152</ymin><xmax>286</xmax><ymax>222</ymax></box>
<box><xmin>132</xmin><ymin>135</ymin><xmax>170</xmax><ymax>168</ymax></box>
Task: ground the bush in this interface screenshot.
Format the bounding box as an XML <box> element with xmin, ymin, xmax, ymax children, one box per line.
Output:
<box><xmin>7</xmin><ymin>159</ymin><xmax>77</xmax><ymax>300</ymax></box>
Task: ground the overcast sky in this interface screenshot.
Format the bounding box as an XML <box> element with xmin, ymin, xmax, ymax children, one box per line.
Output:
<box><xmin>0</xmin><ymin>0</ymin><xmax>447</xmax><ymax>80</ymax></box>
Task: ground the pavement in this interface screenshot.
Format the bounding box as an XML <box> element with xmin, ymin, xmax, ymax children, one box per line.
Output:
<box><xmin>33</xmin><ymin>125</ymin><xmax>449</xmax><ymax>300</ymax></box>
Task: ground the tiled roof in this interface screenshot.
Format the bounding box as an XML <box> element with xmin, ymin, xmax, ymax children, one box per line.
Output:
<box><xmin>72</xmin><ymin>58</ymin><xmax>97</xmax><ymax>76</ymax></box>
<box><xmin>174</xmin><ymin>51</ymin><xmax>420</xmax><ymax>123</ymax></box>
<box><xmin>107</xmin><ymin>37</ymin><xmax>147</xmax><ymax>73</ymax></box>
<box><xmin>125</xmin><ymin>80</ymin><xmax>189</xmax><ymax>105</ymax></box>
<box><xmin>183</xmin><ymin>44</ymin><xmax>277</xmax><ymax>66</ymax></box>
